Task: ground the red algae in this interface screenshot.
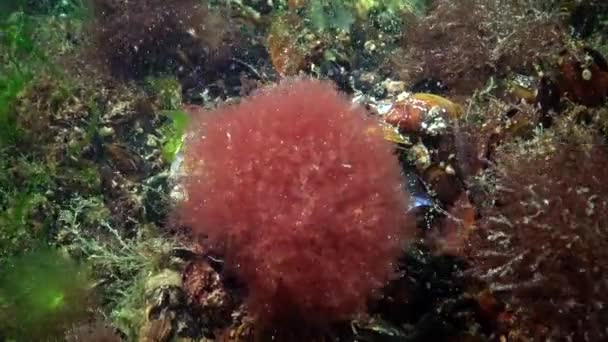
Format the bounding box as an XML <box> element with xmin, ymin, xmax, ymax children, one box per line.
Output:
<box><xmin>179</xmin><ymin>78</ymin><xmax>414</xmax><ymax>324</ymax></box>
<box><xmin>466</xmin><ymin>128</ymin><xmax>608</xmax><ymax>340</ymax></box>
<box><xmin>90</xmin><ymin>0</ymin><xmax>233</xmax><ymax>79</ymax></box>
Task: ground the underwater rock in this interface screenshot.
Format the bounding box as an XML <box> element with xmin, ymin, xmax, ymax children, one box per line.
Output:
<box><xmin>142</xmin><ymin>173</ymin><xmax>172</xmax><ymax>225</ymax></box>
<box><xmin>65</xmin><ymin>320</ymin><xmax>122</xmax><ymax>342</ymax></box>
<box><xmin>349</xmin><ymin>70</ymin><xmax>387</xmax><ymax>97</ymax></box>
<box><xmin>138</xmin><ymin>270</ymin><xmax>188</xmax><ymax>342</ymax></box>
<box><xmin>182</xmin><ymin>259</ymin><xmax>237</xmax><ymax>335</ymax></box>
<box><xmin>371</xmin><ymin>243</ymin><xmax>478</xmax><ymax>341</ymax></box>
<box><xmin>104</xmin><ymin>143</ymin><xmax>146</xmax><ymax>177</ymax></box>
<box><xmin>566</xmin><ymin>0</ymin><xmax>608</xmax><ymax>38</ymax></box>
<box><xmin>536</xmin><ymin>75</ymin><xmax>562</xmax><ymax>117</ymax></box>
<box><xmin>139</xmin><ymin>316</ymin><xmax>173</xmax><ymax>342</ymax></box>
<box><xmin>408</xmin><ymin>78</ymin><xmax>448</xmax><ymax>95</ymax></box>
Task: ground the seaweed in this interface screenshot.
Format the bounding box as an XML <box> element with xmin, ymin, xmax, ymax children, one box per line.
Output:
<box><xmin>0</xmin><ymin>156</ymin><xmax>56</xmax><ymax>262</ymax></box>
<box><xmin>57</xmin><ymin>196</ymin><xmax>183</xmax><ymax>339</ymax></box>
<box><xmin>160</xmin><ymin>110</ymin><xmax>188</xmax><ymax>163</ymax></box>
<box><xmin>89</xmin><ymin>0</ymin><xmax>234</xmax><ymax>80</ymax></box>
<box><xmin>0</xmin><ymin>247</ymin><xmax>93</xmax><ymax>340</ymax></box>
<box><xmin>0</xmin><ymin>12</ymin><xmax>38</xmax><ymax>147</ymax></box>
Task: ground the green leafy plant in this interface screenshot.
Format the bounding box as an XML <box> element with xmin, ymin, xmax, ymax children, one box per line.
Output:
<box><xmin>0</xmin><ymin>192</ymin><xmax>47</xmax><ymax>260</ymax></box>
<box><xmin>0</xmin><ymin>156</ymin><xmax>56</xmax><ymax>262</ymax></box>
<box><xmin>160</xmin><ymin>110</ymin><xmax>188</xmax><ymax>163</ymax></box>
<box><xmin>145</xmin><ymin>76</ymin><xmax>182</xmax><ymax>110</ymax></box>
<box><xmin>0</xmin><ymin>11</ymin><xmax>48</xmax><ymax>147</ymax></box>
<box><xmin>145</xmin><ymin>75</ymin><xmax>186</xmax><ymax>163</ymax></box>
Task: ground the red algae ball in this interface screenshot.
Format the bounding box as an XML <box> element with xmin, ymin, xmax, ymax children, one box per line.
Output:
<box><xmin>179</xmin><ymin>78</ymin><xmax>413</xmax><ymax>323</ymax></box>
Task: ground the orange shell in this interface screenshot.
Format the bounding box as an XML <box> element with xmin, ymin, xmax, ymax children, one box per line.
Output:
<box><xmin>411</xmin><ymin>93</ymin><xmax>463</xmax><ymax>119</ymax></box>
<box><xmin>384</xmin><ymin>100</ymin><xmax>424</xmax><ymax>133</ymax></box>
<box><xmin>384</xmin><ymin>93</ymin><xmax>463</xmax><ymax>134</ymax></box>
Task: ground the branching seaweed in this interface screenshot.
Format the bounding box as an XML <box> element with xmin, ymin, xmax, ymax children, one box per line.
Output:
<box><xmin>58</xmin><ymin>196</ymin><xmax>183</xmax><ymax>338</ymax></box>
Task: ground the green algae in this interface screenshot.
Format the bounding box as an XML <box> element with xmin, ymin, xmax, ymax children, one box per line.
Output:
<box><xmin>0</xmin><ymin>247</ymin><xmax>93</xmax><ymax>340</ymax></box>
<box><xmin>160</xmin><ymin>109</ymin><xmax>188</xmax><ymax>163</ymax></box>
<box><xmin>0</xmin><ymin>12</ymin><xmax>37</xmax><ymax>147</ymax></box>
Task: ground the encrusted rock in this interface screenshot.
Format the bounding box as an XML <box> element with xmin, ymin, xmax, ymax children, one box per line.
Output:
<box><xmin>182</xmin><ymin>259</ymin><xmax>235</xmax><ymax>330</ymax></box>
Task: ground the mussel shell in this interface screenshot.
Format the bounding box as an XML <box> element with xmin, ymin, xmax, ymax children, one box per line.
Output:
<box><xmin>404</xmin><ymin>169</ymin><xmax>443</xmax><ymax>232</ymax></box>
<box><xmin>423</xmin><ymin>165</ymin><xmax>463</xmax><ymax>206</ymax></box>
